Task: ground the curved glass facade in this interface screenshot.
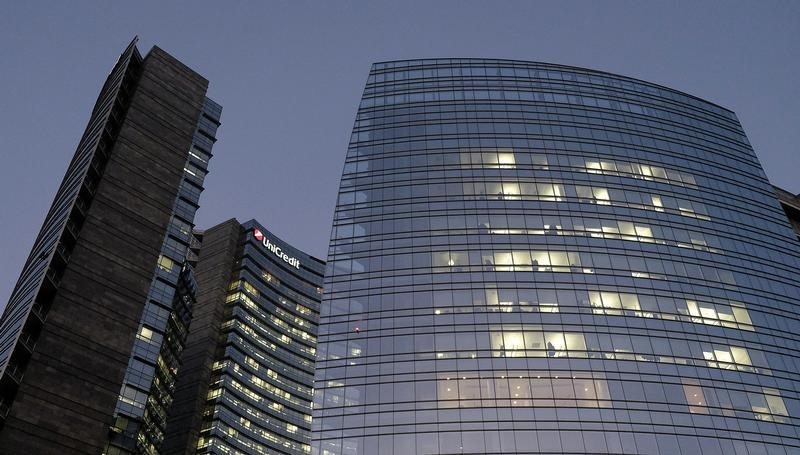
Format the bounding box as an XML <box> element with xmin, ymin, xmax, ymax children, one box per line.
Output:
<box><xmin>189</xmin><ymin>220</ymin><xmax>325</xmax><ymax>455</ymax></box>
<box><xmin>313</xmin><ymin>59</ymin><xmax>800</xmax><ymax>454</ymax></box>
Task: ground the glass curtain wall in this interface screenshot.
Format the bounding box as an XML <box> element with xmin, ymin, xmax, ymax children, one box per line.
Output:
<box><xmin>313</xmin><ymin>59</ymin><xmax>800</xmax><ymax>454</ymax></box>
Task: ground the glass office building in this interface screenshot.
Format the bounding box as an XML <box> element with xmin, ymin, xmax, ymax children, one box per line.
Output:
<box><xmin>313</xmin><ymin>59</ymin><xmax>800</xmax><ymax>454</ymax></box>
<box><xmin>775</xmin><ymin>186</ymin><xmax>800</xmax><ymax>241</ymax></box>
<box><xmin>163</xmin><ymin>219</ymin><xmax>325</xmax><ymax>455</ymax></box>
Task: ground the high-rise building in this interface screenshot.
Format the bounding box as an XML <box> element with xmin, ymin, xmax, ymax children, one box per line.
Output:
<box><xmin>163</xmin><ymin>219</ymin><xmax>324</xmax><ymax>455</ymax></box>
<box><xmin>774</xmin><ymin>186</ymin><xmax>800</xmax><ymax>241</ymax></box>
<box><xmin>313</xmin><ymin>59</ymin><xmax>800</xmax><ymax>454</ymax></box>
<box><xmin>0</xmin><ymin>38</ymin><xmax>220</xmax><ymax>454</ymax></box>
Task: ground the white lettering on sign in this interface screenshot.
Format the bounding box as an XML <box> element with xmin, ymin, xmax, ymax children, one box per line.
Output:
<box><xmin>252</xmin><ymin>229</ymin><xmax>301</xmax><ymax>269</ymax></box>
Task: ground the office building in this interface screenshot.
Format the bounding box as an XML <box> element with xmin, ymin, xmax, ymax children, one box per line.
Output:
<box><xmin>163</xmin><ymin>219</ymin><xmax>324</xmax><ymax>455</ymax></box>
<box><xmin>774</xmin><ymin>186</ymin><xmax>800</xmax><ymax>240</ymax></box>
<box><xmin>313</xmin><ymin>59</ymin><xmax>800</xmax><ymax>454</ymax></box>
<box><xmin>0</xmin><ymin>38</ymin><xmax>220</xmax><ymax>454</ymax></box>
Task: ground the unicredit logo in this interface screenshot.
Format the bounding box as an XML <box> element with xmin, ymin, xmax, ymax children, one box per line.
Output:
<box><xmin>253</xmin><ymin>228</ymin><xmax>301</xmax><ymax>270</ymax></box>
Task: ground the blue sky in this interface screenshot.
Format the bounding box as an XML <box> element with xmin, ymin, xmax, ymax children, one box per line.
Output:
<box><xmin>1</xmin><ymin>1</ymin><xmax>798</xmax><ymax>306</ymax></box>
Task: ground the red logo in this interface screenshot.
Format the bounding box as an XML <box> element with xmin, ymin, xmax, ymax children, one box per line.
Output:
<box><xmin>253</xmin><ymin>229</ymin><xmax>264</xmax><ymax>242</ymax></box>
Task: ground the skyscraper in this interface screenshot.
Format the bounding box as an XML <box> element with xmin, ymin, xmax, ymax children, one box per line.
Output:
<box><xmin>0</xmin><ymin>38</ymin><xmax>220</xmax><ymax>454</ymax></box>
<box><xmin>162</xmin><ymin>219</ymin><xmax>324</xmax><ymax>455</ymax></box>
<box><xmin>313</xmin><ymin>59</ymin><xmax>800</xmax><ymax>454</ymax></box>
<box><xmin>775</xmin><ymin>186</ymin><xmax>800</xmax><ymax>241</ymax></box>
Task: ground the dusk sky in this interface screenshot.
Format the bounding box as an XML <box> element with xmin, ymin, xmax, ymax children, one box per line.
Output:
<box><xmin>1</xmin><ymin>1</ymin><xmax>798</xmax><ymax>307</ymax></box>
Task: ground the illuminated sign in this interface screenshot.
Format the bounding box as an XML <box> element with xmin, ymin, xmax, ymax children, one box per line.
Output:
<box><xmin>253</xmin><ymin>229</ymin><xmax>301</xmax><ymax>269</ymax></box>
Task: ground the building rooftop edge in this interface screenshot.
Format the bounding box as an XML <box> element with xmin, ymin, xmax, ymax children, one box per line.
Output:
<box><xmin>239</xmin><ymin>218</ymin><xmax>326</xmax><ymax>265</ymax></box>
<box><xmin>774</xmin><ymin>185</ymin><xmax>800</xmax><ymax>211</ymax></box>
<box><xmin>368</xmin><ymin>58</ymin><xmax>737</xmax><ymax>116</ymax></box>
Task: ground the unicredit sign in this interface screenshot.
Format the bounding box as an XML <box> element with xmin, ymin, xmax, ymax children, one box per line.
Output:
<box><xmin>253</xmin><ymin>228</ymin><xmax>301</xmax><ymax>269</ymax></box>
